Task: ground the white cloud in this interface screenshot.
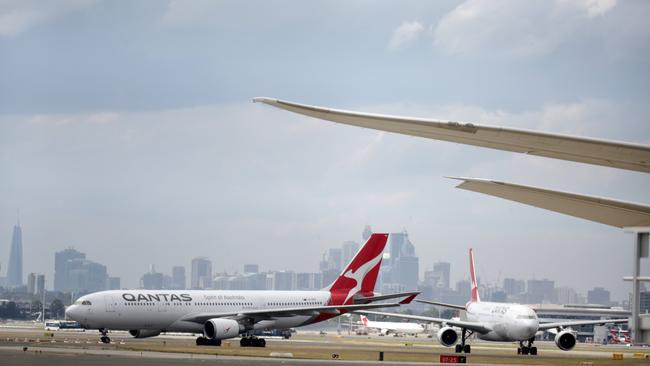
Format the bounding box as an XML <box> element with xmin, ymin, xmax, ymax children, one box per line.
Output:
<box><xmin>559</xmin><ymin>0</ymin><xmax>617</xmax><ymax>18</ymax></box>
<box><xmin>432</xmin><ymin>0</ymin><xmax>618</xmax><ymax>56</ymax></box>
<box><xmin>388</xmin><ymin>21</ymin><xmax>424</xmax><ymax>50</ymax></box>
<box><xmin>0</xmin><ymin>0</ymin><xmax>95</xmax><ymax>37</ymax></box>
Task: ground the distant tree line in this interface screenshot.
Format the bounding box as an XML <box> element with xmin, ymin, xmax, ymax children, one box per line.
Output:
<box><xmin>0</xmin><ymin>299</ymin><xmax>66</xmax><ymax>320</ymax></box>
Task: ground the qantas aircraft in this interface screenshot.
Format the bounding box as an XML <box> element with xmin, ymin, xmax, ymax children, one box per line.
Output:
<box><xmin>359</xmin><ymin>249</ymin><xmax>628</xmax><ymax>355</ymax></box>
<box><xmin>358</xmin><ymin>314</ymin><xmax>425</xmax><ymax>336</ymax></box>
<box><xmin>65</xmin><ymin>233</ymin><xmax>417</xmax><ymax>347</ymax></box>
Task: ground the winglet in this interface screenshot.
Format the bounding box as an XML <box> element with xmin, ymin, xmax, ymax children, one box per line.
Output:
<box><xmin>252</xmin><ymin>97</ymin><xmax>279</xmax><ymax>104</ymax></box>
<box><xmin>469</xmin><ymin>248</ymin><xmax>480</xmax><ymax>303</ymax></box>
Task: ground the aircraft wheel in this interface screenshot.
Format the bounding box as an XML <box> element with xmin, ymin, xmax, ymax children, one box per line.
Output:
<box><xmin>530</xmin><ymin>347</ymin><xmax>537</xmax><ymax>355</ymax></box>
<box><xmin>521</xmin><ymin>346</ymin><xmax>529</xmax><ymax>355</ymax></box>
<box><xmin>210</xmin><ymin>339</ymin><xmax>222</xmax><ymax>346</ymax></box>
<box><xmin>463</xmin><ymin>344</ymin><xmax>471</xmax><ymax>353</ymax></box>
<box><xmin>196</xmin><ymin>337</ymin><xmax>206</xmax><ymax>346</ymax></box>
<box><xmin>240</xmin><ymin>337</ymin><xmax>251</xmax><ymax>347</ymax></box>
<box><xmin>517</xmin><ymin>347</ymin><xmax>521</xmax><ymax>355</ymax></box>
<box><xmin>100</xmin><ymin>336</ymin><xmax>111</xmax><ymax>344</ymax></box>
<box><xmin>256</xmin><ymin>338</ymin><xmax>266</xmax><ymax>347</ymax></box>
<box><xmin>455</xmin><ymin>344</ymin><xmax>462</xmax><ymax>353</ymax></box>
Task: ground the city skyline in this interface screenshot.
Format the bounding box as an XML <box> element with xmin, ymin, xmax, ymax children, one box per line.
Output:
<box><xmin>1</xmin><ymin>223</ymin><xmax>629</xmax><ymax>304</ymax></box>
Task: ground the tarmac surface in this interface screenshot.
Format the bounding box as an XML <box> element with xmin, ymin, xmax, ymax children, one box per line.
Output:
<box><xmin>1</xmin><ymin>323</ymin><xmax>647</xmax><ymax>365</ymax></box>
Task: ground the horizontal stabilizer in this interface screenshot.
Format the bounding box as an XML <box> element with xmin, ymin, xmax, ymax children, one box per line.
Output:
<box><xmin>354</xmin><ymin>291</ymin><xmax>420</xmax><ymax>304</ymax></box>
<box><xmin>417</xmin><ymin>299</ymin><xmax>466</xmax><ymax>310</ymax></box>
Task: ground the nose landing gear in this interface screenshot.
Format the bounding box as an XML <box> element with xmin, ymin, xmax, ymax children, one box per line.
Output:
<box><xmin>99</xmin><ymin>329</ymin><xmax>111</xmax><ymax>344</ymax></box>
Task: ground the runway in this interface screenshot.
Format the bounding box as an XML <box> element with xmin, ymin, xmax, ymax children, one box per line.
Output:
<box><xmin>1</xmin><ymin>325</ymin><xmax>647</xmax><ymax>365</ymax></box>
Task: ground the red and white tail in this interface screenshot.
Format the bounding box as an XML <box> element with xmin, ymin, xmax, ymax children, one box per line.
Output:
<box><xmin>326</xmin><ymin>233</ymin><xmax>389</xmax><ymax>305</ymax></box>
<box><xmin>469</xmin><ymin>248</ymin><xmax>480</xmax><ymax>303</ymax></box>
<box><xmin>360</xmin><ymin>315</ymin><xmax>369</xmax><ymax>327</ymax></box>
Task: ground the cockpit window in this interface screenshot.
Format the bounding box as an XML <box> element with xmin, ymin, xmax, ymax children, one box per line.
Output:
<box><xmin>517</xmin><ymin>315</ymin><xmax>535</xmax><ymax>319</ymax></box>
<box><xmin>81</xmin><ymin>300</ymin><xmax>92</xmax><ymax>305</ymax></box>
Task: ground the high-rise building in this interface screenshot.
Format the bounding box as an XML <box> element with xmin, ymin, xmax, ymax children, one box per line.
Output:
<box><xmin>191</xmin><ymin>257</ymin><xmax>212</xmax><ymax>289</ymax></box>
<box><xmin>54</xmin><ymin>248</ymin><xmax>85</xmax><ymax>292</ymax></box>
<box><xmin>7</xmin><ymin>222</ymin><xmax>23</xmax><ymax>288</ymax></box>
<box><xmin>273</xmin><ymin>271</ymin><xmax>295</xmax><ymax>290</ymax></box>
<box><xmin>243</xmin><ymin>264</ymin><xmax>259</xmax><ymax>274</ymax></box>
<box><xmin>341</xmin><ymin>241</ymin><xmax>359</xmax><ymax>265</ymax></box>
<box><xmin>27</xmin><ymin>272</ymin><xmax>36</xmax><ymax>294</ymax></box>
<box><xmin>296</xmin><ymin>272</ymin><xmax>322</xmax><ymax>290</ymax></box>
<box><xmin>587</xmin><ymin>287</ymin><xmax>611</xmax><ymax>306</ymax></box>
<box><xmin>171</xmin><ymin>266</ymin><xmax>186</xmax><ymax>289</ymax></box>
<box><xmin>526</xmin><ymin>279</ymin><xmax>554</xmax><ymax>304</ymax></box>
<box><xmin>65</xmin><ymin>258</ymin><xmax>108</xmax><ymax>294</ymax></box>
<box><xmin>141</xmin><ymin>266</ymin><xmax>164</xmax><ymax>290</ymax></box>
<box><xmin>432</xmin><ymin>262</ymin><xmax>451</xmax><ymax>290</ymax></box>
<box><xmin>380</xmin><ymin>231</ymin><xmax>419</xmax><ymax>293</ymax></box>
<box><xmin>362</xmin><ymin>225</ymin><xmax>372</xmax><ymax>242</ymax></box>
<box><xmin>456</xmin><ymin>279</ymin><xmax>471</xmax><ymax>298</ymax></box>
<box><xmin>107</xmin><ymin>277</ymin><xmax>120</xmax><ymax>290</ymax></box>
<box><xmin>503</xmin><ymin>278</ymin><xmax>526</xmax><ymax>296</ymax></box>
<box><xmin>554</xmin><ymin>286</ymin><xmax>582</xmax><ymax>304</ymax></box>
<box><xmin>36</xmin><ymin>274</ymin><xmax>45</xmax><ymax>297</ymax></box>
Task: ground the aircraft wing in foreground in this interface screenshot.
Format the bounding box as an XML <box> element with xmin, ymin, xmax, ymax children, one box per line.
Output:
<box><xmin>253</xmin><ymin>97</ymin><xmax>650</xmax><ymax>173</ymax></box>
<box><xmin>448</xmin><ymin>177</ymin><xmax>650</xmax><ymax>228</ymax></box>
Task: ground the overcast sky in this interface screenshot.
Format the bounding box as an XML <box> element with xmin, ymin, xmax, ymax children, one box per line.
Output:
<box><xmin>1</xmin><ymin>0</ymin><xmax>649</xmax><ymax>301</ymax></box>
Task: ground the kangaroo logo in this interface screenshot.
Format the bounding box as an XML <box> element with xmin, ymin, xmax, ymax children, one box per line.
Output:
<box><xmin>340</xmin><ymin>251</ymin><xmax>383</xmax><ymax>304</ymax></box>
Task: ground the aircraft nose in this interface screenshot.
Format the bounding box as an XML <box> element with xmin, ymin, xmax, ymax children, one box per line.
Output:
<box><xmin>65</xmin><ymin>305</ymin><xmax>78</xmax><ymax>320</ymax></box>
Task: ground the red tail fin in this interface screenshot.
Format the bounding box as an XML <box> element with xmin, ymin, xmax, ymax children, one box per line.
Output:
<box><xmin>360</xmin><ymin>315</ymin><xmax>369</xmax><ymax>327</ymax></box>
<box><xmin>469</xmin><ymin>248</ymin><xmax>480</xmax><ymax>303</ymax></box>
<box><xmin>326</xmin><ymin>233</ymin><xmax>388</xmax><ymax>305</ymax></box>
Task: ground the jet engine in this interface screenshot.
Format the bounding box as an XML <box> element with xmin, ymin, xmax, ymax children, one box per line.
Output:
<box><xmin>437</xmin><ymin>326</ymin><xmax>458</xmax><ymax>347</ymax></box>
<box><xmin>204</xmin><ymin>318</ymin><xmax>242</xmax><ymax>340</ymax></box>
<box><xmin>554</xmin><ymin>330</ymin><xmax>576</xmax><ymax>351</ymax></box>
<box><xmin>128</xmin><ymin>329</ymin><xmax>161</xmax><ymax>338</ymax></box>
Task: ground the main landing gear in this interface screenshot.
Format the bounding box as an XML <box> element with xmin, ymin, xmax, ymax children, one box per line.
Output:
<box><xmin>517</xmin><ymin>337</ymin><xmax>537</xmax><ymax>355</ymax></box>
<box><xmin>240</xmin><ymin>336</ymin><xmax>266</xmax><ymax>347</ymax></box>
<box><xmin>454</xmin><ymin>329</ymin><xmax>472</xmax><ymax>353</ymax></box>
<box><xmin>196</xmin><ymin>337</ymin><xmax>221</xmax><ymax>346</ymax></box>
<box><xmin>99</xmin><ymin>329</ymin><xmax>111</xmax><ymax>344</ymax></box>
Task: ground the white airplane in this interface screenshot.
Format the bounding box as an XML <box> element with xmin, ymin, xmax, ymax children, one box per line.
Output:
<box><xmin>65</xmin><ymin>233</ymin><xmax>417</xmax><ymax>347</ymax></box>
<box><xmin>358</xmin><ymin>314</ymin><xmax>425</xmax><ymax>336</ymax></box>
<box><xmin>358</xmin><ymin>248</ymin><xmax>628</xmax><ymax>355</ymax></box>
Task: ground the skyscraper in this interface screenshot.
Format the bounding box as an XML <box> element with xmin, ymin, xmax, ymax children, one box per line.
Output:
<box><xmin>380</xmin><ymin>231</ymin><xmax>419</xmax><ymax>293</ymax></box>
<box><xmin>341</xmin><ymin>241</ymin><xmax>359</xmax><ymax>266</ymax></box>
<box><xmin>54</xmin><ymin>248</ymin><xmax>85</xmax><ymax>292</ymax></box>
<box><xmin>141</xmin><ymin>265</ymin><xmax>164</xmax><ymax>290</ymax></box>
<box><xmin>107</xmin><ymin>277</ymin><xmax>121</xmax><ymax>290</ymax></box>
<box><xmin>27</xmin><ymin>272</ymin><xmax>36</xmax><ymax>294</ymax></box>
<box><xmin>432</xmin><ymin>262</ymin><xmax>451</xmax><ymax>290</ymax></box>
<box><xmin>191</xmin><ymin>257</ymin><xmax>212</xmax><ymax>289</ymax></box>
<box><xmin>7</xmin><ymin>222</ymin><xmax>23</xmax><ymax>288</ymax></box>
<box><xmin>171</xmin><ymin>266</ymin><xmax>186</xmax><ymax>289</ymax></box>
<box><xmin>587</xmin><ymin>287</ymin><xmax>611</xmax><ymax>305</ymax></box>
<box><xmin>36</xmin><ymin>274</ymin><xmax>45</xmax><ymax>297</ymax></box>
